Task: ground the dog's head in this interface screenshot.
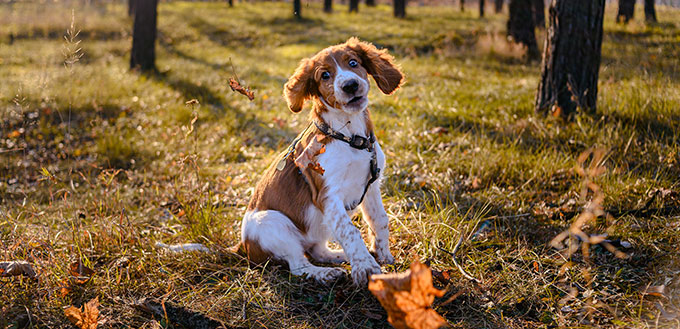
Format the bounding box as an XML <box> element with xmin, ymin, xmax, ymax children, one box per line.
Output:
<box><xmin>284</xmin><ymin>37</ymin><xmax>404</xmax><ymax>114</ymax></box>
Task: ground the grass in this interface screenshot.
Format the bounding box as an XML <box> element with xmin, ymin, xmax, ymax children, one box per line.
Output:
<box><xmin>1</xmin><ymin>1</ymin><xmax>679</xmax><ymax>328</ymax></box>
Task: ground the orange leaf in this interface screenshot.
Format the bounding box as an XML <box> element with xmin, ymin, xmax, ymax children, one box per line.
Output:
<box><xmin>69</xmin><ymin>260</ymin><xmax>95</xmax><ymax>285</ymax></box>
<box><xmin>65</xmin><ymin>297</ymin><xmax>100</xmax><ymax>329</ymax></box>
<box><xmin>369</xmin><ymin>261</ymin><xmax>447</xmax><ymax>329</ymax></box>
<box><xmin>228</xmin><ymin>78</ymin><xmax>255</xmax><ymax>101</ymax></box>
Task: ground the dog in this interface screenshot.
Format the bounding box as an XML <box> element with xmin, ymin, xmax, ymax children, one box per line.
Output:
<box><xmin>235</xmin><ymin>37</ymin><xmax>404</xmax><ymax>286</ymax></box>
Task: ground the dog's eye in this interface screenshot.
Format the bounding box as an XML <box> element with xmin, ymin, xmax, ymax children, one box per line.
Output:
<box><xmin>348</xmin><ymin>59</ymin><xmax>358</xmax><ymax>68</ymax></box>
<box><xmin>321</xmin><ymin>71</ymin><xmax>331</xmax><ymax>80</ymax></box>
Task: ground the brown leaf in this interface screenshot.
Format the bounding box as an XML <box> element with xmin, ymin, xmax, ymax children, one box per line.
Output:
<box><xmin>65</xmin><ymin>297</ymin><xmax>100</xmax><ymax>329</ymax></box>
<box><xmin>295</xmin><ymin>135</ymin><xmax>326</xmax><ymax>175</ymax></box>
<box><xmin>69</xmin><ymin>260</ymin><xmax>95</xmax><ymax>285</ymax></box>
<box><xmin>369</xmin><ymin>261</ymin><xmax>447</xmax><ymax>329</ymax></box>
<box><xmin>228</xmin><ymin>78</ymin><xmax>255</xmax><ymax>101</ymax></box>
<box><xmin>641</xmin><ymin>285</ymin><xmax>667</xmax><ymax>298</ymax></box>
<box><xmin>0</xmin><ymin>261</ymin><xmax>37</xmax><ymax>279</ymax></box>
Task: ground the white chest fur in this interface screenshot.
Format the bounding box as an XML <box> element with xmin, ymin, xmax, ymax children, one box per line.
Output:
<box><xmin>316</xmin><ymin>140</ymin><xmax>386</xmax><ymax>210</ymax></box>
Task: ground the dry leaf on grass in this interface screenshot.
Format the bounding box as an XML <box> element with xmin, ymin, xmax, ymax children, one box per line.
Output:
<box><xmin>69</xmin><ymin>260</ymin><xmax>95</xmax><ymax>284</ymax></box>
<box><xmin>228</xmin><ymin>78</ymin><xmax>254</xmax><ymax>101</ymax></box>
<box><xmin>294</xmin><ymin>135</ymin><xmax>326</xmax><ymax>175</ymax></box>
<box><xmin>0</xmin><ymin>261</ymin><xmax>37</xmax><ymax>279</ymax></box>
<box><xmin>641</xmin><ymin>285</ymin><xmax>667</xmax><ymax>298</ymax></box>
<box><xmin>64</xmin><ymin>297</ymin><xmax>100</xmax><ymax>329</ymax></box>
<box><xmin>369</xmin><ymin>261</ymin><xmax>447</xmax><ymax>329</ymax></box>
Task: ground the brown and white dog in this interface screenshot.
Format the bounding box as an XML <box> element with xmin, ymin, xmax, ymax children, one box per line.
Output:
<box><xmin>235</xmin><ymin>37</ymin><xmax>404</xmax><ymax>286</ymax></box>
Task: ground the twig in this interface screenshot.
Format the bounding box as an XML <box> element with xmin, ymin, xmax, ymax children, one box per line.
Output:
<box><xmin>437</xmin><ymin>232</ymin><xmax>480</xmax><ymax>285</ymax></box>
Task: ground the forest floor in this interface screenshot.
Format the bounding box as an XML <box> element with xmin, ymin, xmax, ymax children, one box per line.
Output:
<box><xmin>1</xmin><ymin>2</ymin><xmax>680</xmax><ymax>328</ymax></box>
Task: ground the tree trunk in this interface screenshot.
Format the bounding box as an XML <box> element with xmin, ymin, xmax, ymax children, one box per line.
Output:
<box><xmin>644</xmin><ymin>0</ymin><xmax>657</xmax><ymax>22</ymax></box>
<box><xmin>535</xmin><ymin>0</ymin><xmax>605</xmax><ymax>118</ymax></box>
<box><xmin>460</xmin><ymin>0</ymin><xmax>465</xmax><ymax>12</ymax></box>
<box><xmin>349</xmin><ymin>0</ymin><xmax>359</xmax><ymax>12</ymax></box>
<box><xmin>494</xmin><ymin>0</ymin><xmax>503</xmax><ymax>13</ymax></box>
<box><xmin>394</xmin><ymin>0</ymin><xmax>406</xmax><ymax>17</ymax></box>
<box><xmin>508</xmin><ymin>0</ymin><xmax>539</xmax><ymax>60</ymax></box>
<box><xmin>228</xmin><ymin>0</ymin><xmax>233</xmax><ymax>7</ymax></box>
<box><xmin>130</xmin><ymin>0</ymin><xmax>157</xmax><ymax>71</ymax></box>
<box><xmin>617</xmin><ymin>0</ymin><xmax>635</xmax><ymax>23</ymax></box>
<box><xmin>479</xmin><ymin>0</ymin><xmax>485</xmax><ymax>17</ymax></box>
<box><xmin>366</xmin><ymin>0</ymin><xmax>375</xmax><ymax>7</ymax></box>
<box><xmin>532</xmin><ymin>0</ymin><xmax>545</xmax><ymax>28</ymax></box>
<box><xmin>128</xmin><ymin>0</ymin><xmax>136</xmax><ymax>16</ymax></box>
<box><xmin>294</xmin><ymin>0</ymin><xmax>301</xmax><ymax>18</ymax></box>
<box><xmin>324</xmin><ymin>0</ymin><xmax>333</xmax><ymax>12</ymax></box>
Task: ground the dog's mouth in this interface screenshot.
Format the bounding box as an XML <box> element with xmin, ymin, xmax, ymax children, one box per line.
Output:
<box><xmin>347</xmin><ymin>96</ymin><xmax>363</xmax><ymax>104</ymax></box>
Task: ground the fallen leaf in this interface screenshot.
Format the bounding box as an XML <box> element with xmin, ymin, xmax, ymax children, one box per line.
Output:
<box><xmin>369</xmin><ymin>261</ymin><xmax>447</xmax><ymax>329</ymax></box>
<box><xmin>7</xmin><ymin>130</ymin><xmax>21</xmax><ymax>138</ymax></box>
<box><xmin>228</xmin><ymin>78</ymin><xmax>255</xmax><ymax>101</ymax></box>
<box><xmin>0</xmin><ymin>261</ymin><xmax>37</xmax><ymax>279</ymax></box>
<box><xmin>295</xmin><ymin>135</ymin><xmax>326</xmax><ymax>175</ymax></box>
<box><xmin>641</xmin><ymin>285</ymin><xmax>666</xmax><ymax>298</ymax></box>
<box><xmin>65</xmin><ymin>297</ymin><xmax>100</xmax><ymax>329</ymax></box>
<box><xmin>69</xmin><ymin>260</ymin><xmax>95</xmax><ymax>284</ymax></box>
<box><xmin>429</xmin><ymin>127</ymin><xmax>449</xmax><ymax>135</ymax></box>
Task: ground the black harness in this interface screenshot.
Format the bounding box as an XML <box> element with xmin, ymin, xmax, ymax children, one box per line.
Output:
<box><xmin>313</xmin><ymin>121</ymin><xmax>380</xmax><ymax>211</ymax></box>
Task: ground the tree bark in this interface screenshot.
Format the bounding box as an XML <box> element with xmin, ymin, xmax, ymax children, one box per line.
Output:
<box><xmin>394</xmin><ymin>0</ymin><xmax>406</xmax><ymax>17</ymax></box>
<box><xmin>644</xmin><ymin>0</ymin><xmax>657</xmax><ymax>22</ymax></box>
<box><xmin>128</xmin><ymin>0</ymin><xmax>136</xmax><ymax>16</ymax></box>
<box><xmin>294</xmin><ymin>0</ymin><xmax>301</xmax><ymax>18</ymax></box>
<box><xmin>535</xmin><ymin>0</ymin><xmax>605</xmax><ymax>118</ymax></box>
<box><xmin>349</xmin><ymin>0</ymin><xmax>359</xmax><ymax>12</ymax></box>
<box><xmin>494</xmin><ymin>0</ymin><xmax>503</xmax><ymax>13</ymax></box>
<box><xmin>366</xmin><ymin>0</ymin><xmax>375</xmax><ymax>7</ymax></box>
<box><xmin>617</xmin><ymin>0</ymin><xmax>635</xmax><ymax>23</ymax></box>
<box><xmin>324</xmin><ymin>0</ymin><xmax>333</xmax><ymax>12</ymax></box>
<box><xmin>532</xmin><ymin>0</ymin><xmax>545</xmax><ymax>28</ymax></box>
<box><xmin>479</xmin><ymin>0</ymin><xmax>485</xmax><ymax>17</ymax></box>
<box><xmin>130</xmin><ymin>0</ymin><xmax>157</xmax><ymax>71</ymax></box>
<box><xmin>508</xmin><ymin>0</ymin><xmax>539</xmax><ymax>60</ymax></box>
<box><xmin>460</xmin><ymin>0</ymin><xmax>465</xmax><ymax>12</ymax></box>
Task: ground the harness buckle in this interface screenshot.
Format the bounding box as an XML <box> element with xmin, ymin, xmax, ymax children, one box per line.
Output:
<box><xmin>349</xmin><ymin>135</ymin><xmax>369</xmax><ymax>149</ymax></box>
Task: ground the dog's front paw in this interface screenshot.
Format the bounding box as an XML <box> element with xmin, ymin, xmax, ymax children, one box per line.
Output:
<box><xmin>351</xmin><ymin>258</ymin><xmax>382</xmax><ymax>286</ymax></box>
<box><xmin>373</xmin><ymin>248</ymin><xmax>395</xmax><ymax>265</ymax></box>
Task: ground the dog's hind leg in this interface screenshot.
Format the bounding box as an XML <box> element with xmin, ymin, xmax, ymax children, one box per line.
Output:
<box><xmin>240</xmin><ymin>210</ymin><xmax>346</xmax><ymax>283</ymax></box>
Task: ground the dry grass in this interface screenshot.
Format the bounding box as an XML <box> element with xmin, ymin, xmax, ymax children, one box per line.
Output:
<box><xmin>1</xmin><ymin>1</ymin><xmax>680</xmax><ymax>328</ymax></box>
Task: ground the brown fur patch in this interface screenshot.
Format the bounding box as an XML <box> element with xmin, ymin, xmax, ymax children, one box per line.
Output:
<box><xmin>233</xmin><ymin>239</ymin><xmax>273</xmax><ymax>264</ymax></box>
<box><xmin>247</xmin><ymin>127</ymin><xmax>328</xmax><ymax>234</ymax></box>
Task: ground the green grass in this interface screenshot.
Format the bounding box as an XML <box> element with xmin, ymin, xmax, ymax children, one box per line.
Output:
<box><xmin>1</xmin><ymin>1</ymin><xmax>680</xmax><ymax>328</ymax></box>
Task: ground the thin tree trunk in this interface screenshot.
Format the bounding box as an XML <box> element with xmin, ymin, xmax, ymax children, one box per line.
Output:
<box><xmin>535</xmin><ymin>0</ymin><xmax>605</xmax><ymax>117</ymax></box>
<box><xmin>494</xmin><ymin>0</ymin><xmax>503</xmax><ymax>13</ymax></box>
<box><xmin>532</xmin><ymin>0</ymin><xmax>545</xmax><ymax>28</ymax></box>
<box><xmin>228</xmin><ymin>0</ymin><xmax>233</xmax><ymax>7</ymax></box>
<box><xmin>128</xmin><ymin>0</ymin><xmax>136</xmax><ymax>16</ymax></box>
<box><xmin>617</xmin><ymin>0</ymin><xmax>635</xmax><ymax>23</ymax></box>
<box><xmin>508</xmin><ymin>0</ymin><xmax>539</xmax><ymax>61</ymax></box>
<box><xmin>349</xmin><ymin>0</ymin><xmax>359</xmax><ymax>12</ymax></box>
<box><xmin>130</xmin><ymin>0</ymin><xmax>157</xmax><ymax>71</ymax></box>
<box><xmin>394</xmin><ymin>0</ymin><xmax>406</xmax><ymax>17</ymax></box>
<box><xmin>644</xmin><ymin>0</ymin><xmax>657</xmax><ymax>22</ymax></box>
<box><xmin>294</xmin><ymin>0</ymin><xmax>301</xmax><ymax>18</ymax></box>
<box><xmin>324</xmin><ymin>0</ymin><xmax>333</xmax><ymax>12</ymax></box>
<box><xmin>479</xmin><ymin>0</ymin><xmax>485</xmax><ymax>17</ymax></box>
<box><xmin>366</xmin><ymin>0</ymin><xmax>375</xmax><ymax>7</ymax></box>
<box><xmin>460</xmin><ymin>0</ymin><xmax>465</xmax><ymax>12</ymax></box>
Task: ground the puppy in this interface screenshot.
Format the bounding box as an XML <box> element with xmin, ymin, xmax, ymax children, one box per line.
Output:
<box><xmin>235</xmin><ymin>37</ymin><xmax>404</xmax><ymax>286</ymax></box>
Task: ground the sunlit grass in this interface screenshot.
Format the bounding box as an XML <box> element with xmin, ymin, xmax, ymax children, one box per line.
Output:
<box><xmin>1</xmin><ymin>1</ymin><xmax>679</xmax><ymax>328</ymax></box>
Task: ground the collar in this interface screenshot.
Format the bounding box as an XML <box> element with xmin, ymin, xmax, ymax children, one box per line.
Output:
<box><xmin>314</xmin><ymin>121</ymin><xmax>375</xmax><ymax>152</ymax></box>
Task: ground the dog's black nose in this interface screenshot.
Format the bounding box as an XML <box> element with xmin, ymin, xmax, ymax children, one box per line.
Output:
<box><xmin>342</xmin><ymin>80</ymin><xmax>359</xmax><ymax>94</ymax></box>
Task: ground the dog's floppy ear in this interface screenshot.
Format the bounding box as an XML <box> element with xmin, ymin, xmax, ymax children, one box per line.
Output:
<box><xmin>284</xmin><ymin>58</ymin><xmax>318</xmax><ymax>113</ymax></box>
<box><xmin>346</xmin><ymin>37</ymin><xmax>404</xmax><ymax>95</ymax></box>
